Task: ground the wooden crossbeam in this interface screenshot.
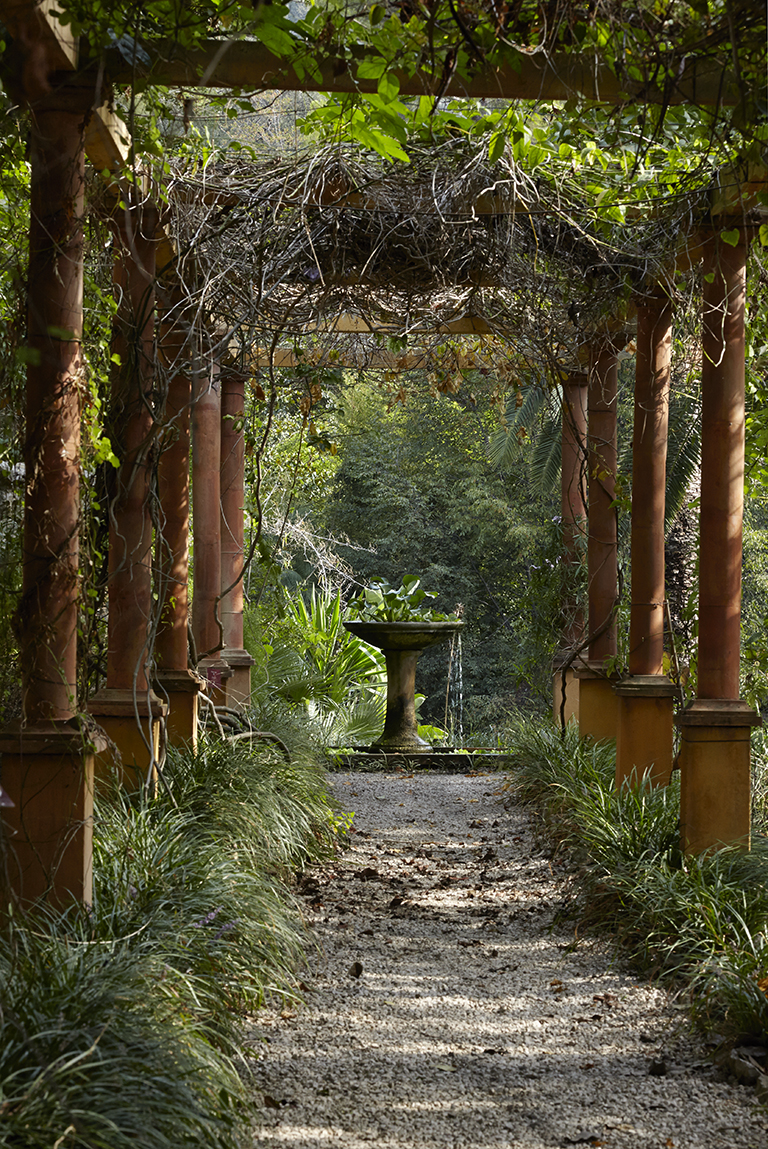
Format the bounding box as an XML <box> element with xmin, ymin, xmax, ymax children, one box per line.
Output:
<box><xmin>308</xmin><ymin>313</ymin><xmax>494</xmax><ymax>335</ymax></box>
<box><xmin>0</xmin><ymin>0</ymin><xmax>77</xmax><ymax>69</ymax></box>
<box><xmin>251</xmin><ymin>348</ymin><xmax>431</xmax><ymax>369</ymax></box>
<box><xmin>103</xmin><ymin>38</ymin><xmax>738</xmax><ymax>107</ymax></box>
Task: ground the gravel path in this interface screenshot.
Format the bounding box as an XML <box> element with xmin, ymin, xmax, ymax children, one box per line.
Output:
<box><xmin>248</xmin><ymin>771</ymin><xmax>768</xmax><ymax>1149</ymax></box>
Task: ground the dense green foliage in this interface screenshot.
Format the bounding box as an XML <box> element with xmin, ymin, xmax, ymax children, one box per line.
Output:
<box><xmin>320</xmin><ymin>379</ymin><xmax>562</xmax><ymax>730</ymax></box>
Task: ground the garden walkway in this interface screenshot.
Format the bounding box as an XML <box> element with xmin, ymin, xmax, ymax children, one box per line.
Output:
<box><xmin>248</xmin><ymin>771</ymin><xmax>768</xmax><ymax>1149</ymax></box>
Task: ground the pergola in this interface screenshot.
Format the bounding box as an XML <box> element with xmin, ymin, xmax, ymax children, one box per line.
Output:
<box><xmin>0</xmin><ymin>0</ymin><xmax>765</xmax><ymax>906</ymax></box>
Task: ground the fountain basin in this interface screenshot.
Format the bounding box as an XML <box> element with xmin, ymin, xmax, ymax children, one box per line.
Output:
<box><xmin>343</xmin><ymin>620</ymin><xmax>463</xmax><ymax>752</ymax></box>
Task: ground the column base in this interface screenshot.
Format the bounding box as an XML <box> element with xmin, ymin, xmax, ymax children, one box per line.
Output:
<box><xmin>614</xmin><ymin>675</ymin><xmax>677</xmax><ymax>788</ymax></box>
<box><xmin>0</xmin><ymin>720</ymin><xmax>107</xmax><ymax>907</ymax></box>
<box><xmin>153</xmin><ymin>669</ymin><xmax>203</xmax><ymax>749</ymax></box>
<box><xmin>197</xmin><ymin>656</ymin><xmax>233</xmax><ymax>708</ymax></box>
<box><xmin>676</xmin><ymin>699</ymin><xmax>761</xmax><ymax>853</ymax></box>
<box><xmin>87</xmin><ymin>688</ymin><xmax>168</xmax><ymax>789</ymax></box>
<box><xmin>222</xmin><ymin>648</ymin><xmax>254</xmax><ymax>708</ymax></box>
<box><xmin>552</xmin><ymin>655</ymin><xmax>579</xmax><ymax>725</ymax></box>
<box><xmin>574</xmin><ymin>662</ymin><xmax>620</xmax><ymax>743</ymax></box>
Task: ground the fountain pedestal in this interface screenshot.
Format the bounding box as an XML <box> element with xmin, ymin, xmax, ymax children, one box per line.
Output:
<box><xmin>343</xmin><ymin>620</ymin><xmax>463</xmax><ymax>752</ymax></box>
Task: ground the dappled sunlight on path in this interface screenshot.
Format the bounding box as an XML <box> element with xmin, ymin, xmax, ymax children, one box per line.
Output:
<box><xmin>248</xmin><ymin>773</ymin><xmax>767</xmax><ymax>1149</ymax></box>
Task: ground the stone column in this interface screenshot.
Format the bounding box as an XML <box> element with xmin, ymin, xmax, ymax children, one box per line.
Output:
<box><xmin>88</xmin><ymin>196</ymin><xmax>167</xmax><ymax>783</ymax></box>
<box><xmin>615</xmin><ymin>288</ymin><xmax>676</xmax><ymax>787</ymax></box>
<box><xmin>553</xmin><ymin>370</ymin><xmax>588</xmax><ymax>725</ymax></box>
<box><xmin>677</xmin><ymin>228</ymin><xmax>760</xmax><ymax>851</ymax></box>
<box><xmin>192</xmin><ymin>358</ymin><xmax>231</xmax><ymax>698</ymax></box>
<box><xmin>219</xmin><ymin>365</ymin><xmax>254</xmax><ymax>707</ymax></box>
<box><xmin>153</xmin><ymin>292</ymin><xmax>201</xmax><ymax>745</ymax></box>
<box><xmin>0</xmin><ymin>93</ymin><xmax>105</xmax><ymax>907</ymax></box>
<box><xmin>577</xmin><ymin>339</ymin><xmax>620</xmax><ymax>742</ymax></box>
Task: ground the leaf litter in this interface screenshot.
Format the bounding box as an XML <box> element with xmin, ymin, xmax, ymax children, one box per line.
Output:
<box><xmin>248</xmin><ymin>772</ymin><xmax>768</xmax><ymax>1149</ymax></box>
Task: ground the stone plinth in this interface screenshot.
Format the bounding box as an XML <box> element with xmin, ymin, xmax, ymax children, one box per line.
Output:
<box><xmin>552</xmin><ymin>654</ymin><xmax>579</xmax><ymax>726</ymax></box>
<box><xmin>614</xmin><ymin>675</ymin><xmax>677</xmax><ymax>788</ymax></box>
<box><xmin>198</xmin><ymin>656</ymin><xmax>233</xmax><ymax>709</ymax></box>
<box><xmin>222</xmin><ymin>648</ymin><xmax>255</xmax><ymax>708</ymax></box>
<box><xmin>154</xmin><ymin>669</ymin><xmax>203</xmax><ymax>748</ymax></box>
<box><xmin>0</xmin><ymin>721</ymin><xmax>106</xmax><ymax>907</ymax></box>
<box><xmin>575</xmin><ymin>661</ymin><xmax>619</xmax><ymax>743</ymax></box>
<box><xmin>677</xmin><ymin>699</ymin><xmax>761</xmax><ymax>853</ymax></box>
<box><xmin>88</xmin><ymin>688</ymin><xmax>168</xmax><ymax>788</ymax></box>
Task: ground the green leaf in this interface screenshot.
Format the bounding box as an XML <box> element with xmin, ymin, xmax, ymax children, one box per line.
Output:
<box><xmin>377</xmin><ymin>72</ymin><xmax>400</xmax><ymax>103</ymax></box>
<box><xmin>357</xmin><ymin>57</ymin><xmax>387</xmax><ymax>80</ymax></box>
<box><xmin>488</xmin><ymin>131</ymin><xmax>506</xmax><ymax>164</ymax></box>
<box><xmin>720</xmin><ymin>228</ymin><xmax>740</xmax><ymax>247</ymax></box>
<box><xmin>759</xmin><ymin>224</ymin><xmax>768</xmax><ymax>248</ymax></box>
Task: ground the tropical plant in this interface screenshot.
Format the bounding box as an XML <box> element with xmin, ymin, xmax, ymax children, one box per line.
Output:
<box><xmin>244</xmin><ymin>586</ymin><xmax>387</xmax><ymax>745</ymax></box>
<box><xmin>348</xmin><ymin>575</ymin><xmax>458</xmax><ymax>623</ymax></box>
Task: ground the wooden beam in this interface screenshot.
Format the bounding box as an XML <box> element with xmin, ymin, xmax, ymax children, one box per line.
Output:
<box><xmin>103</xmin><ymin>38</ymin><xmax>738</xmax><ymax>106</ymax></box>
<box><xmin>85</xmin><ymin>103</ymin><xmax>131</xmax><ymax>173</ymax></box>
<box><xmin>306</xmin><ymin>313</ymin><xmax>494</xmax><ymax>334</ymax></box>
<box><xmin>250</xmin><ymin>348</ymin><xmax>427</xmax><ymax>369</ymax></box>
<box><xmin>0</xmin><ymin>0</ymin><xmax>77</xmax><ymax>70</ymax></box>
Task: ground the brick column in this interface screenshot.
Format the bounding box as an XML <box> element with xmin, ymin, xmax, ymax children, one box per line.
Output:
<box><xmin>678</xmin><ymin>228</ymin><xmax>760</xmax><ymax>851</ymax></box>
<box><xmin>220</xmin><ymin>366</ymin><xmax>254</xmax><ymax>707</ymax></box>
<box><xmin>615</xmin><ymin>288</ymin><xmax>676</xmax><ymax>786</ymax></box>
<box><xmin>577</xmin><ymin>339</ymin><xmax>620</xmax><ymax>742</ymax></box>
<box><xmin>0</xmin><ymin>93</ymin><xmax>104</xmax><ymax>906</ymax></box>
<box><xmin>154</xmin><ymin>292</ymin><xmax>201</xmax><ymax>745</ymax></box>
<box><xmin>88</xmin><ymin>196</ymin><xmax>167</xmax><ymax>782</ymax></box>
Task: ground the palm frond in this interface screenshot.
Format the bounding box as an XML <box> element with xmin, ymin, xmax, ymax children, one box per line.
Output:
<box><xmin>529</xmin><ymin>412</ymin><xmax>563</xmax><ymax>494</ymax></box>
<box><xmin>487</xmin><ymin>384</ymin><xmax>550</xmax><ymax>471</ymax></box>
<box><xmin>665</xmin><ymin>391</ymin><xmax>701</xmax><ymax>530</ymax></box>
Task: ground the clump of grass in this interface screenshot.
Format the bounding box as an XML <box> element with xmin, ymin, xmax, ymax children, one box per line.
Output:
<box><xmin>0</xmin><ymin>733</ymin><xmax>346</xmax><ymax>1147</ymax></box>
<box><xmin>0</xmin><ymin>914</ymin><xmax>247</xmax><ymax>1149</ymax></box>
<box><xmin>502</xmin><ymin>709</ymin><xmax>768</xmax><ymax>1045</ymax></box>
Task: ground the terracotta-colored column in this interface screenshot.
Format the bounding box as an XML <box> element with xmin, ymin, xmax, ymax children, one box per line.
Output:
<box><xmin>88</xmin><ymin>197</ymin><xmax>167</xmax><ymax>782</ymax></box>
<box><xmin>0</xmin><ymin>96</ymin><xmax>104</xmax><ymax>906</ymax></box>
<box><xmin>553</xmin><ymin>370</ymin><xmax>588</xmax><ymax>725</ymax></box>
<box><xmin>192</xmin><ymin>358</ymin><xmax>231</xmax><ymax>696</ymax></box>
<box><xmin>678</xmin><ymin>228</ymin><xmax>760</xmax><ymax>851</ymax></box>
<box><xmin>577</xmin><ymin>340</ymin><xmax>620</xmax><ymax>742</ymax></box>
<box><xmin>615</xmin><ymin>288</ymin><xmax>676</xmax><ymax>786</ymax></box>
<box><xmin>220</xmin><ymin>366</ymin><xmax>254</xmax><ymax>707</ymax></box>
<box><xmin>154</xmin><ymin>293</ymin><xmax>201</xmax><ymax>745</ymax></box>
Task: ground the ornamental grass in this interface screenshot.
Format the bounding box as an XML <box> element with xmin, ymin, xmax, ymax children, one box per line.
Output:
<box><xmin>503</xmin><ymin>710</ymin><xmax>768</xmax><ymax>1047</ymax></box>
<box><xmin>0</xmin><ymin>735</ymin><xmax>344</xmax><ymax>1148</ymax></box>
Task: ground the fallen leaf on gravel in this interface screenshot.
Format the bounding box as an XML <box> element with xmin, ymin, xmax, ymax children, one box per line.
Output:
<box><xmin>435</xmin><ymin>1062</ymin><xmax>457</xmax><ymax>1072</ymax></box>
<box><xmin>355</xmin><ymin>867</ymin><xmax>380</xmax><ymax>881</ymax></box>
<box><xmin>263</xmin><ymin>1095</ymin><xmax>281</xmax><ymax>1109</ymax></box>
<box><xmin>349</xmin><ymin>961</ymin><xmax>363</xmax><ymax>978</ymax></box>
